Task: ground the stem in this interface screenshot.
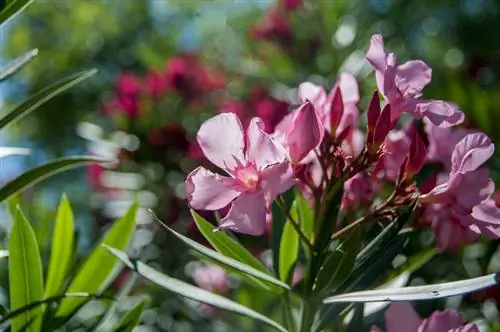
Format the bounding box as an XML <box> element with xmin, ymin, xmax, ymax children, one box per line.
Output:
<box><xmin>277</xmin><ymin>198</ymin><xmax>314</xmax><ymax>252</ymax></box>
<box><xmin>283</xmin><ymin>293</ymin><xmax>296</xmax><ymax>332</ymax></box>
<box><xmin>299</xmin><ymin>300</ymin><xmax>316</xmax><ymax>332</ymax></box>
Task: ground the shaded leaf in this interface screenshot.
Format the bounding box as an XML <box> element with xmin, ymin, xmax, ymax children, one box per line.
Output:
<box><xmin>55</xmin><ymin>202</ymin><xmax>138</xmax><ymax>318</ymax></box>
<box><xmin>0</xmin><ymin>156</ymin><xmax>111</xmax><ymax>203</ymax></box>
<box><xmin>9</xmin><ymin>207</ymin><xmax>44</xmax><ymax>332</ymax></box>
<box><xmin>191</xmin><ymin>211</ymin><xmax>268</xmax><ymax>273</ymax></box>
<box><xmin>323</xmin><ymin>273</ymin><xmax>500</xmax><ymax>303</ymax></box>
<box><xmin>0</xmin><ymin>69</ymin><xmax>97</xmax><ymax>130</ymax></box>
<box><xmin>279</xmin><ymin>217</ymin><xmax>299</xmax><ymax>284</ymax></box>
<box><xmin>0</xmin><ymin>49</ymin><xmax>38</xmax><ymax>82</ymax></box>
<box><xmin>105</xmin><ymin>246</ymin><xmax>287</xmax><ymax>332</ymax></box>
<box><xmin>346</xmin><ymin>304</ymin><xmax>364</xmax><ymax>332</ymax></box>
<box><xmin>113</xmin><ymin>298</ymin><xmax>148</xmax><ymax>332</ymax></box>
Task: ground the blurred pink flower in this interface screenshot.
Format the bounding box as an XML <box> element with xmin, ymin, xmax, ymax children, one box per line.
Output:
<box><xmin>186</xmin><ymin>113</ymin><xmax>294</xmax><ymax>235</ymax></box>
<box><xmin>280</xmin><ymin>0</ymin><xmax>303</xmax><ymax>11</ymax></box>
<box><xmin>342</xmin><ymin>172</ymin><xmax>377</xmax><ymax>211</ymax></box>
<box><xmin>145</xmin><ymin>70</ymin><xmax>167</xmax><ymax>99</ymax></box>
<box><xmin>366</xmin><ymin>34</ymin><xmax>464</xmax><ymax>128</ymax></box>
<box><xmin>250</xmin><ymin>7</ymin><xmax>293</xmax><ymax>48</ymax></box>
<box><xmin>372</xmin><ymin>302</ymin><xmax>479</xmax><ymax>332</ymax></box>
<box><xmin>192</xmin><ymin>264</ymin><xmax>229</xmax><ymax>294</ymax></box>
<box><xmin>113</xmin><ymin>73</ymin><xmax>141</xmax><ymax>118</ymax></box>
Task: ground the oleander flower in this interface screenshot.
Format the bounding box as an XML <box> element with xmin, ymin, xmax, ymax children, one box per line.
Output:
<box><xmin>366</xmin><ymin>34</ymin><xmax>464</xmax><ymax>128</ymax></box>
<box><xmin>186</xmin><ymin>113</ymin><xmax>294</xmax><ymax>235</ymax></box>
<box><xmin>192</xmin><ymin>264</ymin><xmax>229</xmax><ymax>294</ymax></box>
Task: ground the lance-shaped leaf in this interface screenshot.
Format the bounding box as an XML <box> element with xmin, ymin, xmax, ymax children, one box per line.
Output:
<box><xmin>0</xmin><ymin>69</ymin><xmax>97</xmax><ymax>130</ymax></box>
<box><xmin>113</xmin><ymin>298</ymin><xmax>148</xmax><ymax>332</ymax></box>
<box><xmin>191</xmin><ymin>211</ymin><xmax>268</xmax><ymax>273</ymax></box>
<box><xmin>44</xmin><ymin>195</ymin><xmax>75</xmax><ymax>299</ymax></box>
<box><xmin>9</xmin><ymin>207</ymin><xmax>44</xmax><ymax>332</ymax></box>
<box><xmin>55</xmin><ymin>202</ymin><xmax>138</xmax><ymax>318</ymax></box>
<box><xmin>0</xmin><ymin>156</ymin><xmax>111</xmax><ymax>203</ymax></box>
<box><xmin>105</xmin><ymin>246</ymin><xmax>288</xmax><ymax>332</ymax></box>
<box><xmin>0</xmin><ymin>0</ymin><xmax>35</xmax><ymax>27</ymax></box>
<box><xmin>153</xmin><ymin>213</ymin><xmax>289</xmax><ymax>292</ymax></box>
<box><xmin>271</xmin><ymin>189</ymin><xmax>295</xmax><ymax>277</ymax></box>
<box><xmin>279</xmin><ymin>216</ymin><xmax>299</xmax><ymax>284</ymax></box>
<box><xmin>0</xmin><ymin>49</ymin><xmax>38</xmax><ymax>82</ymax></box>
<box><xmin>323</xmin><ymin>273</ymin><xmax>500</xmax><ymax>303</ymax></box>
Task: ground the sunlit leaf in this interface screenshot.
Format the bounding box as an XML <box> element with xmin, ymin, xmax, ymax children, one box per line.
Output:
<box><xmin>55</xmin><ymin>202</ymin><xmax>138</xmax><ymax>318</ymax></box>
<box><xmin>113</xmin><ymin>298</ymin><xmax>148</xmax><ymax>332</ymax></box>
<box><xmin>0</xmin><ymin>0</ymin><xmax>35</xmax><ymax>27</ymax></box>
<box><xmin>323</xmin><ymin>273</ymin><xmax>500</xmax><ymax>303</ymax></box>
<box><xmin>0</xmin><ymin>69</ymin><xmax>97</xmax><ymax>130</ymax></box>
<box><xmin>279</xmin><ymin>217</ymin><xmax>299</xmax><ymax>284</ymax></box>
<box><xmin>105</xmin><ymin>246</ymin><xmax>287</xmax><ymax>332</ymax></box>
<box><xmin>0</xmin><ymin>156</ymin><xmax>111</xmax><ymax>203</ymax></box>
<box><xmin>271</xmin><ymin>189</ymin><xmax>295</xmax><ymax>277</ymax></box>
<box><xmin>191</xmin><ymin>211</ymin><xmax>268</xmax><ymax>273</ymax></box>
<box><xmin>0</xmin><ymin>49</ymin><xmax>38</xmax><ymax>82</ymax></box>
<box><xmin>9</xmin><ymin>207</ymin><xmax>44</xmax><ymax>332</ymax></box>
<box><xmin>0</xmin><ymin>250</ymin><xmax>8</xmax><ymax>259</ymax></box>
<box><xmin>44</xmin><ymin>195</ymin><xmax>75</xmax><ymax>299</ymax></box>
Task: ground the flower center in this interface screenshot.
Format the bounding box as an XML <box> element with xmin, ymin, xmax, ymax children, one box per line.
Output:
<box><xmin>235</xmin><ymin>164</ymin><xmax>260</xmax><ymax>191</ymax></box>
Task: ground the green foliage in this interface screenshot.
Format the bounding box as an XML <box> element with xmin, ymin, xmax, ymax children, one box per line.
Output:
<box><xmin>113</xmin><ymin>298</ymin><xmax>148</xmax><ymax>332</ymax></box>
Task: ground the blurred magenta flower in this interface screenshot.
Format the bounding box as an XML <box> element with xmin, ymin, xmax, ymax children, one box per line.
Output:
<box><xmin>366</xmin><ymin>35</ymin><xmax>464</xmax><ymax>128</ymax></box>
<box><xmin>342</xmin><ymin>172</ymin><xmax>377</xmax><ymax>211</ymax></box>
<box><xmin>192</xmin><ymin>264</ymin><xmax>229</xmax><ymax>294</ymax></box>
<box><xmin>250</xmin><ymin>7</ymin><xmax>292</xmax><ymax>48</ymax></box>
<box><xmin>106</xmin><ymin>73</ymin><xmax>141</xmax><ymax>119</ymax></box>
<box><xmin>280</xmin><ymin>0</ymin><xmax>303</xmax><ymax>11</ymax></box>
<box><xmin>145</xmin><ymin>70</ymin><xmax>167</xmax><ymax>99</ymax></box>
<box><xmin>186</xmin><ymin>113</ymin><xmax>294</xmax><ymax>235</ymax></box>
<box><xmin>372</xmin><ymin>302</ymin><xmax>479</xmax><ymax>332</ymax></box>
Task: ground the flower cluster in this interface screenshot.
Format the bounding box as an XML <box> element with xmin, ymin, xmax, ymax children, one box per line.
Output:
<box><xmin>185</xmin><ymin>34</ymin><xmax>500</xmax><ymax>253</ymax></box>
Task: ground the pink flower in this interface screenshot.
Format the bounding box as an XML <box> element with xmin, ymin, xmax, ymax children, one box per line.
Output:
<box><xmin>366</xmin><ymin>35</ymin><xmax>464</xmax><ymax>128</ymax></box>
<box><xmin>186</xmin><ymin>113</ymin><xmax>294</xmax><ymax>235</ymax></box>
<box><xmin>192</xmin><ymin>264</ymin><xmax>229</xmax><ymax>294</ymax></box>
<box><xmin>145</xmin><ymin>70</ymin><xmax>167</xmax><ymax>99</ymax></box>
<box><xmin>280</xmin><ymin>0</ymin><xmax>303</xmax><ymax>11</ymax></box>
<box><xmin>421</xmin><ymin>133</ymin><xmax>500</xmax><ymax>251</ymax></box>
<box><xmin>377</xmin><ymin>129</ymin><xmax>411</xmax><ymax>181</ymax></box>
<box><xmin>373</xmin><ymin>302</ymin><xmax>479</xmax><ymax>332</ymax></box>
<box><xmin>250</xmin><ymin>7</ymin><xmax>293</xmax><ymax>49</ymax></box>
<box><xmin>114</xmin><ymin>73</ymin><xmax>141</xmax><ymax>118</ymax></box>
<box><xmin>342</xmin><ymin>172</ymin><xmax>377</xmax><ymax>211</ymax></box>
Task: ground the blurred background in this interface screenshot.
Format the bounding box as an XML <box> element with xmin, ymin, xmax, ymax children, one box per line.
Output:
<box><xmin>1</xmin><ymin>0</ymin><xmax>500</xmax><ymax>330</ymax></box>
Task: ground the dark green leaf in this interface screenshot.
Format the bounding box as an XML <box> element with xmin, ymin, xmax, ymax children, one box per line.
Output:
<box><xmin>105</xmin><ymin>246</ymin><xmax>287</xmax><ymax>332</ymax></box>
<box><xmin>55</xmin><ymin>202</ymin><xmax>138</xmax><ymax>318</ymax></box>
<box><xmin>0</xmin><ymin>49</ymin><xmax>38</xmax><ymax>82</ymax></box>
<box><xmin>0</xmin><ymin>0</ymin><xmax>35</xmax><ymax>27</ymax></box>
<box><xmin>113</xmin><ymin>298</ymin><xmax>148</xmax><ymax>332</ymax></box>
<box><xmin>191</xmin><ymin>211</ymin><xmax>268</xmax><ymax>273</ymax></box>
<box><xmin>279</xmin><ymin>217</ymin><xmax>299</xmax><ymax>284</ymax></box>
<box><xmin>385</xmin><ymin>248</ymin><xmax>437</xmax><ymax>283</ymax></box>
<box><xmin>155</xmin><ymin>213</ymin><xmax>289</xmax><ymax>292</ymax></box>
<box><xmin>0</xmin><ymin>156</ymin><xmax>111</xmax><ymax>203</ymax></box>
<box><xmin>346</xmin><ymin>304</ymin><xmax>364</xmax><ymax>332</ymax></box>
<box><xmin>0</xmin><ymin>69</ymin><xmax>97</xmax><ymax>130</ymax></box>
<box><xmin>44</xmin><ymin>194</ymin><xmax>75</xmax><ymax>300</ymax></box>
<box><xmin>9</xmin><ymin>207</ymin><xmax>44</xmax><ymax>332</ymax></box>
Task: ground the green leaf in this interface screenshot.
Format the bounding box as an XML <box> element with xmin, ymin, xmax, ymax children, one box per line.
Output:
<box><xmin>55</xmin><ymin>202</ymin><xmax>138</xmax><ymax>318</ymax></box>
<box><xmin>323</xmin><ymin>272</ymin><xmax>500</xmax><ymax>303</ymax></box>
<box><xmin>156</xmin><ymin>213</ymin><xmax>289</xmax><ymax>292</ymax></box>
<box><xmin>191</xmin><ymin>211</ymin><xmax>268</xmax><ymax>273</ymax></box>
<box><xmin>0</xmin><ymin>69</ymin><xmax>97</xmax><ymax>130</ymax></box>
<box><xmin>44</xmin><ymin>195</ymin><xmax>75</xmax><ymax>299</ymax></box>
<box><xmin>295</xmin><ymin>192</ymin><xmax>314</xmax><ymax>241</ymax></box>
<box><xmin>0</xmin><ymin>0</ymin><xmax>35</xmax><ymax>27</ymax></box>
<box><xmin>0</xmin><ymin>293</ymin><xmax>112</xmax><ymax>327</ymax></box>
<box><xmin>0</xmin><ymin>49</ymin><xmax>38</xmax><ymax>82</ymax></box>
<box><xmin>113</xmin><ymin>298</ymin><xmax>148</xmax><ymax>332</ymax></box>
<box><xmin>385</xmin><ymin>248</ymin><xmax>437</xmax><ymax>283</ymax></box>
<box><xmin>271</xmin><ymin>189</ymin><xmax>295</xmax><ymax>277</ymax></box>
<box><xmin>0</xmin><ymin>156</ymin><xmax>111</xmax><ymax>203</ymax></box>
<box><xmin>314</xmin><ymin>227</ymin><xmax>363</xmax><ymax>295</ymax></box>
<box><xmin>9</xmin><ymin>207</ymin><xmax>44</xmax><ymax>332</ymax></box>
<box><xmin>105</xmin><ymin>246</ymin><xmax>288</xmax><ymax>332</ymax></box>
<box><xmin>346</xmin><ymin>304</ymin><xmax>364</xmax><ymax>332</ymax></box>
<box><xmin>279</xmin><ymin>216</ymin><xmax>299</xmax><ymax>284</ymax></box>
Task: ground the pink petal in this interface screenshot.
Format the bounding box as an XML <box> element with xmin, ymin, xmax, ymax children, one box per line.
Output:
<box><xmin>383</xmin><ymin>130</ymin><xmax>411</xmax><ymax>180</ymax></box>
<box><xmin>451</xmin><ymin>132</ymin><xmax>494</xmax><ymax>174</ymax></box>
<box><xmin>329</xmin><ymin>84</ymin><xmax>344</xmax><ymax>132</ymax></box>
<box><xmin>246</xmin><ymin>117</ymin><xmax>287</xmax><ymax>169</ymax></box>
<box><xmin>373</xmin><ymin>104</ymin><xmax>393</xmax><ymax>148</ymax></box>
<box><xmin>218</xmin><ymin>191</ymin><xmax>267</xmax><ymax>235</ymax></box>
<box><xmin>260</xmin><ymin>162</ymin><xmax>295</xmax><ymax>204</ymax></box>
<box><xmin>385</xmin><ymin>302</ymin><xmax>422</xmax><ymax>332</ymax></box>
<box><xmin>412</xmin><ymin>100</ymin><xmax>464</xmax><ymax>128</ymax></box>
<box><xmin>337</xmin><ymin>103</ymin><xmax>359</xmax><ymax>140</ymax></box>
<box><xmin>418</xmin><ymin>310</ymin><xmax>465</xmax><ymax>332</ymax></box>
<box><xmin>366</xmin><ymin>91</ymin><xmax>381</xmax><ymax>143</ymax></box>
<box><xmin>339</xmin><ymin>73</ymin><xmax>360</xmax><ymax>105</ymax></box>
<box><xmin>287</xmin><ymin>102</ymin><xmax>324</xmax><ymax>164</ymax></box>
<box><xmin>197</xmin><ymin>113</ymin><xmax>246</xmax><ymax>171</ymax></box>
<box><xmin>406</xmin><ymin>130</ymin><xmax>427</xmax><ymax>176</ymax></box>
<box><xmin>186</xmin><ymin>167</ymin><xmax>241</xmax><ymax>210</ymax></box>
<box><xmin>298</xmin><ymin>82</ymin><xmax>327</xmax><ymax>105</ymax></box>
<box><xmin>395</xmin><ymin>60</ymin><xmax>432</xmax><ymax>98</ymax></box>
<box><xmin>468</xmin><ymin>199</ymin><xmax>500</xmax><ymax>238</ymax></box>
<box><xmin>366</xmin><ymin>34</ymin><xmax>388</xmax><ymax>73</ymax></box>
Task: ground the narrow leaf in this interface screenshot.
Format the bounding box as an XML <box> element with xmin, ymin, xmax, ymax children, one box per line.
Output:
<box><xmin>44</xmin><ymin>194</ymin><xmax>75</xmax><ymax>299</ymax></box>
<box><xmin>279</xmin><ymin>218</ymin><xmax>299</xmax><ymax>283</ymax></box>
<box><xmin>271</xmin><ymin>190</ymin><xmax>295</xmax><ymax>277</ymax></box>
<box><xmin>346</xmin><ymin>304</ymin><xmax>364</xmax><ymax>332</ymax></box>
<box><xmin>105</xmin><ymin>246</ymin><xmax>287</xmax><ymax>332</ymax></box>
<box><xmin>0</xmin><ymin>49</ymin><xmax>38</xmax><ymax>82</ymax></box>
<box><xmin>191</xmin><ymin>211</ymin><xmax>268</xmax><ymax>273</ymax></box>
<box><xmin>155</xmin><ymin>213</ymin><xmax>289</xmax><ymax>292</ymax></box>
<box><xmin>0</xmin><ymin>69</ymin><xmax>97</xmax><ymax>130</ymax></box>
<box><xmin>113</xmin><ymin>298</ymin><xmax>148</xmax><ymax>332</ymax></box>
<box><xmin>0</xmin><ymin>156</ymin><xmax>111</xmax><ymax>203</ymax></box>
<box><xmin>0</xmin><ymin>0</ymin><xmax>35</xmax><ymax>27</ymax></box>
<box><xmin>55</xmin><ymin>202</ymin><xmax>138</xmax><ymax>318</ymax></box>
<box><xmin>9</xmin><ymin>207</ymin><xmax>44</xmax><ymax>332</ymax></box>
<box><xmin>296</xmin><ymin>191</ymin><xmax>314</xmax><ymax>241</ymax></box>
<box><xmin>323</xmin><ymin>273</ymin><xmax>500</xmax><ymax>303</ymax></box>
